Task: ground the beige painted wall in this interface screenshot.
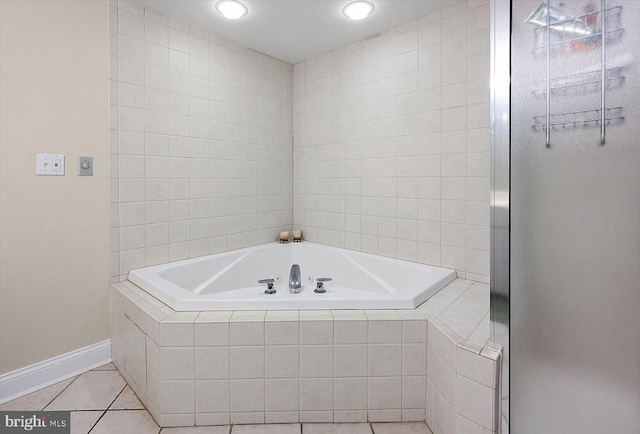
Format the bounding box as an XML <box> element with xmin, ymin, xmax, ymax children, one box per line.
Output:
<box><xmin>0</xmin><ymin>0</ymin><xmax>109</xmax><ymax>374</ymax></box>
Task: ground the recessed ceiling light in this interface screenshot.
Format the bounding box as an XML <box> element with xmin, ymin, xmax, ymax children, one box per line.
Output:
<box><xmin>215</xmin><ymin>0</ymin><xmax>248</xmax><ymax>20</ymax></box>
<box><xmin>342</xmin><ymin>1</ymin><xmax>375</xmax><ymax>21</ymax></box>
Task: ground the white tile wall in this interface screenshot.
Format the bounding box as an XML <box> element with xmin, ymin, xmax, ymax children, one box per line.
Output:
<box><xmin>110</xmin><ymin>9</ymin><xmax>492</xmax><ymax>316</ymax></box>
<box><xmin>111</xmin><ymin>1</ymin><xmax>489</xmax><ymax>283</ymax></box>
<box><xmin>110</xmin><ymin>1</ymin><xmax>293</xmax><ymax>279</ymax></box>
<box><xmin>292</xmin><ymin>1</ymin><xmax>490</xmax><ymax>282</ymax></box>
<box><xmin>112</xmin><ymin>277</ymin><xmax>497</xmax><ymax>428</ymax></box>
<box><xmin>424</xmin><ymin>279</ymin><xmax>498</xmax><ymax>434</ymax></box>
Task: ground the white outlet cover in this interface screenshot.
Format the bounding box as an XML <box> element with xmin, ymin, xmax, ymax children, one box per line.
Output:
<box><xmin>36</xmin><ymin>154</ymin><xmax>65</xmax><ymax>176</ymax></box>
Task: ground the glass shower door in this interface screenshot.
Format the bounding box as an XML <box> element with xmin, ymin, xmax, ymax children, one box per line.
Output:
<box><xmin>510</xmin><ymin>0</ymin><xmax>640</xmax><ymax>432</ymax></box>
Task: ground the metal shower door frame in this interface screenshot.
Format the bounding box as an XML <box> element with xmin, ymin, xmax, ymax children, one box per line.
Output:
<box><xmin>490</xmin><ymin>1</ymin><xmax>511</xmax><ymax>433</ymax></box>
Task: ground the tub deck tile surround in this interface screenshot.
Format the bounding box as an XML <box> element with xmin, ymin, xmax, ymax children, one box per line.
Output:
<box><xmin>110</xmin><ymin>277</ymin><xmax>498</xmax><ymax>432</ymax></box>
<box><xmin>2</xmin><ymin>365</ymin><xmax>434</xmax><ymax>432</ymax></box>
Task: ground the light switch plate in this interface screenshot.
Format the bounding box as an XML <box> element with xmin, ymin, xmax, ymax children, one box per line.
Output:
<box><xmin>36</xmin><ymin>154</ymin><xmax>65</xmax><ymax>176</ymax></box>
<box><xmin>78</xmin><ymin>156</ymin><xmax>93</xmax><ymax>176</ymax></box>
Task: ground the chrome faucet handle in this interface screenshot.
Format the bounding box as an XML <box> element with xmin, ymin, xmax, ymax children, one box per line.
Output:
<box><xmin>315</xmin><ymin>277</ymin><xmax>332</xmax><ymax>294</ymax></box>
<box><xmin>259</xmin><ymin>279</ymin><xmax>276</xmax><ymax>294</ymax></box>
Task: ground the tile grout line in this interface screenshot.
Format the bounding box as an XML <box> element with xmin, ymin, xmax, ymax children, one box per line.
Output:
<box><xmin>106</xmin><ymin>383</ymin><xmax>128</xmax><ymax>411</ymax></box>
<box><xmin>41</xmin><ymin>374</ymin><xmax>81</xmax><ymax>411</ymax></box>
<box><xmin>103</xmin><ymin>408</ymin><xmax>149</xmax><ymax>412</ymax></box>
<box><xmin>87</xmin><ymin>376</ymin><xmax>143</xmax><ymax>433</ymax></box>
<box><xmin>85</xmin><ymin>410</ymin><xmax>107</xmax><ymax>434</ymax></box>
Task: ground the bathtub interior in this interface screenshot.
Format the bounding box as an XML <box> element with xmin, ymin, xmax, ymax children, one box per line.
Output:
<box><xmin>159</xmin><ymin>249</ymin><xmax>248</xmax><ymax>293</ymax></box>
<box><xmin>157</xmin><ymin>243</ymin><xmax>447</xmax><ymax>296</ymax></box>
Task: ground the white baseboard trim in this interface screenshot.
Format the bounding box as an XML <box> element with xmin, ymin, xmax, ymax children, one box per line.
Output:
<box><xmin>0</xmin><ymin>339</ymin><xmax>111</xmax><ymax>404</ymax></box>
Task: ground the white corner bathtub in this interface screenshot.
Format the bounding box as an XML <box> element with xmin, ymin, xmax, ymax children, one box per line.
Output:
<box><xmin>128</xmin><ymin>242</ymin><xmax>456</xmax><ymax>311</ymax></box>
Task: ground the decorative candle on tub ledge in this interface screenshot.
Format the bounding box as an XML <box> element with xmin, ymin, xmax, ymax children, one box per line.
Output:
<box><xmin>293</xmin><ymin>229</ymin><xmax>302</xmax><ymax>242</ymax></box>
<box><xmin>279</xmin><ymin>231</ymin><xmax>290</xmax><ymax>243</ymax></box>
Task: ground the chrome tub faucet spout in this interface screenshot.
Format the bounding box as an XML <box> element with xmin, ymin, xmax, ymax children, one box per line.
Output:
<box><xmin>289</xmin><ymin>264</ymin><xmax>301</xmax><ymax>293</ymax></box>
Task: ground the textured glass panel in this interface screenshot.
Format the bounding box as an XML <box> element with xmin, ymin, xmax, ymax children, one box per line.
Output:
<box><xmin>511</xmin><ymin>1</ymin><xmax>640</xmax><ymax>433</ymax></box>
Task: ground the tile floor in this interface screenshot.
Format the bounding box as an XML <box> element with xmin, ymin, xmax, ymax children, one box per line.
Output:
<box><xmin>1</xmin><ymin>363</ymin><xmax>432</xmax><ymax>434</ymax></box>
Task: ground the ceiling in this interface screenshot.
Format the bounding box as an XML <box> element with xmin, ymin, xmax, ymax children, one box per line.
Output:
<box><xmin>130</xmin><ymin>0</ymin><xmax>466</xmax><ymax>64</ymax></box>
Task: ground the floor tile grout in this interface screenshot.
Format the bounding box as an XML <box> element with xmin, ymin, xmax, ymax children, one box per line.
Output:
<box><xmin>85</xmin><ymin>410</ymin><xmax>106</xmax><ymax>434</ymax></box>
<box><xmin>106</xmin><ymin>384</ymin><xmax>128</xmax><ymax>411</ymax></box>
<box><xmin>41</xmin><ymin>374</ymin><xmax>80</xmax><ymax>411</ymax></box>
<box><xmin>100</xmin><ymin>408</ymin><xmax>146</xmax><ymax>412</ymax></box>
